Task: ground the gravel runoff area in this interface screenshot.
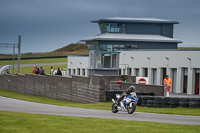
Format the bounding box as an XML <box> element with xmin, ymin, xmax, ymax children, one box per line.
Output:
<box><xmin>0</xmin><ymin>96</ymin><xmax>200</xmax><ymax>125</ymax></box>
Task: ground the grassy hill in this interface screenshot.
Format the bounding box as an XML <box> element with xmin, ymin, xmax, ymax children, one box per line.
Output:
<box><xmin>0</xmin><ymin>43</ymin><xmax>89</xmax><ymax>59</ymax></box>
<box><xmin>52</xmin><ymin>43</ymin><xmax>88</xmax><ymax>53</ymax></box>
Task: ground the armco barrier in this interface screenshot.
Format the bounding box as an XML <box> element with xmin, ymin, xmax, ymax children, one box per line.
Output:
<box><xmin>0</xmin><ymin>74</ymin><xmax>164</xmax><ymax>103</ymax></box>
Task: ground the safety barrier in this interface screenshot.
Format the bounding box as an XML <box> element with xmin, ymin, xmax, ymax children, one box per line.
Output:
<box><xmin>137</xmin><ymin>96</ymin><xmax>200</xmax><ymax>108</ymax></box>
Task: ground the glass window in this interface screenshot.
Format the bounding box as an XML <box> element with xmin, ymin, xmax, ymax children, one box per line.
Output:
<box><xmin>100</xmin><ymin>44</ymin><xmax>113</xmax><ymax>51</ymax></box>
<box><xmin>103</xmin><ymin>54</ymin><xmax>111</xmax><ymax>68</ymax></box>
<box><xmin>122</xmin><ymin>24</ymin><xmax>126</xmax><ymax>33</ymax></box>
<box><xmin>89</xmin><ymin>53</ymin><xmax>95</xmax><ymax>68</ymax></box>
<box><xmin>107</xmin><ymin>45</ymin><xmax>113</xmax><ymax>51</ymax></box>
<box><xmin>105</xmin><ymin>23</ymin><xmax>126</xmax><ymax>33</ymax></box>
<box><xmin>99</xmin><ymin>23</ymin><xmax>107</xmax><ymax>33</ymax></box>
<box><xmin>125</xmin><ymin>45</ymin><xmax>131</xmax><ymax>49</ymax></box>
<box><xmin>99</xmin><ymin>44</ymin><xmax>138</xmax><ymax>51</ymax></box>
<box><xmin>87</xmin><ymin>44</ymin><xmax>100</xmax><ymax>51</ymax></box>
<box><xmin>82</xmin><ymin>69</ymin><xmax>85</xmax><ymax>76</ymax></box>
<box><xmin>95</xmin><ymin>54</ymin><xmax>102</xmax><ymax>68</ymax></box>
<box><xmin>112</xmin><ymin>54</ymin><xmax>117</xmax><ymax>68</ymax></box>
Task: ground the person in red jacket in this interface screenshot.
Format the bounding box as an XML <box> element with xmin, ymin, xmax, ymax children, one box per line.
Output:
<box><xmin>163</xmin><ymin>75</ymin><xmax>172</xmax><ymax>97</ymax></box>
<box><xmin>33</xmin><ymin>65</ymin><xmax>37</xmax><ymax>74</ymax></box>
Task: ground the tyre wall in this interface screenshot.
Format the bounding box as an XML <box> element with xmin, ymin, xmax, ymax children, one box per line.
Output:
<box><xmin>138</xmin><ymin>96</ymin><xmax>200</xmax><ymax>108</ymax></box>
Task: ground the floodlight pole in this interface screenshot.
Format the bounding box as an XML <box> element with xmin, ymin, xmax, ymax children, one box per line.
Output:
<box><xmin>13</xmin><ymin>44</ymin><xmax>15</xmax><ymax>74</ymax></box>
<box><xmin>17</xmin><ymin>35</ymin><xmax>21</xmax><ymax>74</ymax></box>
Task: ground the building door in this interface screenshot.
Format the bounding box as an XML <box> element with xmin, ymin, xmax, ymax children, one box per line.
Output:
<box><xmin>127</xmin><ymin>68</ymin><xmax>132</xmax><ymax>75</ymax></box>
<box><xmin>68</xmin><ymin>69</ymin><xmax>71</xmax><ymax>76</ymax></box>
<box><xmin>152</xmin><ymin>68</ymin><xmax>157</xmax><ymax>85</ymax></box>
<box><xmin>77</xmin><ymin>68</ymin><xmax>80</xmax><ymax>75</ymax></box>
<box><xmin>143</xmin><ymin>68</ymin><xmax>148</xmax><ymax>77</ymax></box>
<box><xmin>171</xmin><ymin>68</ymin><xmax>177</xmax><ymax>93</ymax></box>
<box><xmin>161</xmin><ymin>68</ymin><xmax>167</xmax><ymax>84</ymax></box>
<box><xmin>119</xmin><ymin>69</ymin><xmax>121</xmax><ymax>75</ymax></box>
<box><xmin>123</xmin><ymin>69</ymin><xmax>125</xmax><ymax>75</ymax></box>
<box><xmin>135</xmin><ymin>68</ymin><xmax>139</xmax><ymax>77</ymax></box>
<box><xmin>195</xmin><ymin>68</ymin><xmax>200</xmax><ymax>95</ymax></box>
<box><xmin>82</xmin><ymin>69</ymin><xmax>85</xmax><ymax>76</ymax></box>
<box><xmin>183</xmin><ymin>68</ymin><xmax>188</xmax><ymax>93</ymax></box>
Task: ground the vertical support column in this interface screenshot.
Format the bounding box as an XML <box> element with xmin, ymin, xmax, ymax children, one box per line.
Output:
<box><xmin>167</xmin><ymin>67</ymin><xmax>171</xmax><ymax>78</ymax></box>
<box><xmin>67</xmin><ymin>69</ymin><xmax>70</xmax><ymax>76</ymax></box>
<box><xmin>187</xmin><ymin>67</ymin><xmax>195</xmax><ymax>95</ymax></box>
<box><xmin>80</xmin><ymin>68</ymin><xmax>83</xmax><ymax>76</ymax></box>
<box><xmin>13</xmin><ymin>44</ymin><xmax>15</xmax><ymax>74</ymax></box>
<box><xmin>139</xmin><ymin>67</ymin><xmax>143</xmax><ymax>77</ymax></box>
<box><xmin>148</xmin><ymin>67</ymin><xmax>152</xmax><ymax>84</ymax></box>
<box><xmin>86</xmin><ymin>69</ymin><xmax>89</xmax><ymax>77</ymax></box>
<box><xmin>18</xmin><ymin>35</ymin><xmax>21</xmax><ymax>74</ymax></box>
<box><xmin>132</xmin><ymin>68</ymin><xmax>136</xmax><ymax>76</ymax></box>
<box><xmin>167</xmin><ymin>67</ymin><xmax>172</xmax><ymax>92</ymax></box>
<box><xmin>176</xmin><ymin>67</ymin><xmax>183</xmax><ymax>93</ymax></box>
<box><xmin>156</xmin><ymin>67</ymin><xmax>161</xmax><ymax>85</ymax></box>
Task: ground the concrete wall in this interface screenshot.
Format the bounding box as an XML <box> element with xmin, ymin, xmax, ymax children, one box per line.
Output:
<box><xmin>0</xmin><ymin>74</ymin><xmax>164</xmax><ymax>103</ymax></box>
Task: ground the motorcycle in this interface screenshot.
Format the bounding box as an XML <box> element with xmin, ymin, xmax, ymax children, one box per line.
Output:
<box><xmin>111</xmin><ymin>92</ymin><xmax>138</xmax><ymax>114</ymax></box>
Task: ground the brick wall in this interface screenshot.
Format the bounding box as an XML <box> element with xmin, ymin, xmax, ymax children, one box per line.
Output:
<box><xmin>0</xmin><ymin>74</ymin><xmax>163</xmax><ymax>103</ymax></box>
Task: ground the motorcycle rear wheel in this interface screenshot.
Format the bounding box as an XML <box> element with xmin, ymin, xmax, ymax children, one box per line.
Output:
<box><xmin>127</xmin><ymin>103</ymin><xmax>136</xmax><ymax>114</ymax></box>
<box><xmin>111</xmin><ymin>103</ymin><xmax>118</xmax><ymax>113</ymax></box>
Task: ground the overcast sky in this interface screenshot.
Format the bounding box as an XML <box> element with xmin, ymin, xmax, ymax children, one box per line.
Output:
<box><xmin>0</xmin><ymin>0</ymin><xmax>200</xmax><ymax>54</ymax></box>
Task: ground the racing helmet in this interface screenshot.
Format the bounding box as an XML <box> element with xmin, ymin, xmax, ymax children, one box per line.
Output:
<box><xmin>129</xmin><ymin>85</ymin><xmax>136</xmax><ymax>92</ymax></box>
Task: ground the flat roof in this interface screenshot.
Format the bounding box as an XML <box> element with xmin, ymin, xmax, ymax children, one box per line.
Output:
<box><xmin>92</xmin><ymin>17</ymin><xmax>179</xmax><ymax>24</ymax></box>
<box><xmin>81</xmin><ymin>33</ymin><xmax>182</xmax><ymax>43</ymax></box>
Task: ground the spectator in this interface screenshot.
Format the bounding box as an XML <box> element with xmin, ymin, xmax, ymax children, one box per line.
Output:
<box><xmin>50</xmin><ymin>66</ymin><xmax>54</xmax><ymax>75</ymax></box>
<box><xmin>33</xmin><ymin>65</ymin><xmax>37</xmax><ymax>74</ymax></box>
<box><xmin>163</xmin><ymin>75</ymin><xmax>172</xmax><ymax>97</ymax></box>
<box><xmin>55</xmin><ymin>67</ymin><xmax>62</xmax><ymax>76</ymax></box>
<box><xmin>5</xmin><ymin>68</ymin><xmax>9</xmax><ymax>74</ymax></box>
<box><xmin>35</xmin><ymin>68</ymin><xmax>40</xmax><ymax>75</ymax></box>
<box><xmin>39</xmin><ymin>66</ymin><xmax>45</xmax><ymax>75</ymax></box>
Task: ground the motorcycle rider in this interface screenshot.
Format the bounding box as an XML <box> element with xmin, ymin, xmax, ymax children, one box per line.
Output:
<box><xmin>117</xmin><ymin>85</ymin><xmax>136</xmax><ymax>105</ymax></box>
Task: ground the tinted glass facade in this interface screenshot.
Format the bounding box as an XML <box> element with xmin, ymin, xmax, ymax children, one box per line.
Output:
<box><xmin>87</xmin><ymin>43</ymin><xmax>138</xmax><ymax>51</ymax></box>
<box><xmin>99</xmin><ymin>23</ymin><xmax>126</xmax><ymax>33</ymax></box>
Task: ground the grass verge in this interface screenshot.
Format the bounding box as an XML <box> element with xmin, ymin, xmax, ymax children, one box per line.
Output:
<box><xmin>0</xmin><ymin>89</ymin><xmax>200</xmax><ymax>116</ymax></box>
<box><xmin>0</xmin><ymin>111</ymin><xmax>200</xmax><ymax>133</ymax></box>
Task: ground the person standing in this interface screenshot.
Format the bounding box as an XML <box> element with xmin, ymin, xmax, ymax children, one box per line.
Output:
<box><xmin>35</xmin><ymin>68</ymin><xmax>40</xmax><ymax>75</ymax></box>
<box><xmin>33</xmin><ymin>65</ymin><xmax>37</xmax><ymax>74</ymax></box>
<box><xmin>163</xmin><ymin>75</ymin><xmax>172</xmax><ymax>97</ymax></box>
<box><xmin>39</xmin><ymin>66</ymin><xmax>45</xmax><ymax>75</ymax></box>
<box><xmin>50</xmin><ymin>66</ymin><xmax>54</xmax><ymax>75</ymax></box>
<box><xmin>5</xmin><ymin>68</ymin><xmax>9</xmax><ymax>74</ymax></box>
<box><xmin>55</xmin><ymin>67</ymin><xmax>62</xmax><ymax>76</ymax></box>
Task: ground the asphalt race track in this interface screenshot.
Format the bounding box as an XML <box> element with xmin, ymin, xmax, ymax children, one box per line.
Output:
<box><xmin>0</xmin><ymin>96</ymin><xmax>200</xmax><ymax>125</ymax></box>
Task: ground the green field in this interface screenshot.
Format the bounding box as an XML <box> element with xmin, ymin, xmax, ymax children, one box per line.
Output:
<box><xmin>13</xmin><ymin>64</ymin><xmax>67</xmax><ymax>74</ymax></box>
<box><xmin>0</xmin><ymin>89</ymin><xmax>200</xmax><ymax>116</ymax></box>
<box><xmin>0</xmin><ymin>58</ymin><xmax>67</xmax><ymax>65</ymax></box>
<box><xmin>0</xmin><ymin>111</ymin><xmax>199</xmax><ymax>133</ymax></box>
<box><xmin>0</xmin><ymin>58</ymin><xmax>68</xmax><ymax>74</ymax></box>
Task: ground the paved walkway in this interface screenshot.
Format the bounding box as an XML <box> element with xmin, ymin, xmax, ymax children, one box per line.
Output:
<box><xmin>0</xmin><ymin>96</ymin><xmax>200</xmax><ymax>125</ymax></box>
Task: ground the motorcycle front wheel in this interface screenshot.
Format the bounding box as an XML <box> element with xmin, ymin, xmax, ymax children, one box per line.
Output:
<box><xmin>111</xmin><ymin>103</ymin><xmax>118</xmax><ymax>113</ymax></box>
<box><xmin>127</xmin><ymin>103</ymin><xmax>136</xmax><ymax>114</ymax></box>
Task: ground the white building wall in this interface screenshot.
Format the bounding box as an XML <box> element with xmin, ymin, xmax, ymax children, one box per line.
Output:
<box><xmin>67</xmin><ymin>50</ymin><xmax>200</xmax><ymax>95</ymax></box>
<box><xmin>67</xmin><ymin>55</ymin><xmax>89</xmax><ymax>77</ymax></box>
